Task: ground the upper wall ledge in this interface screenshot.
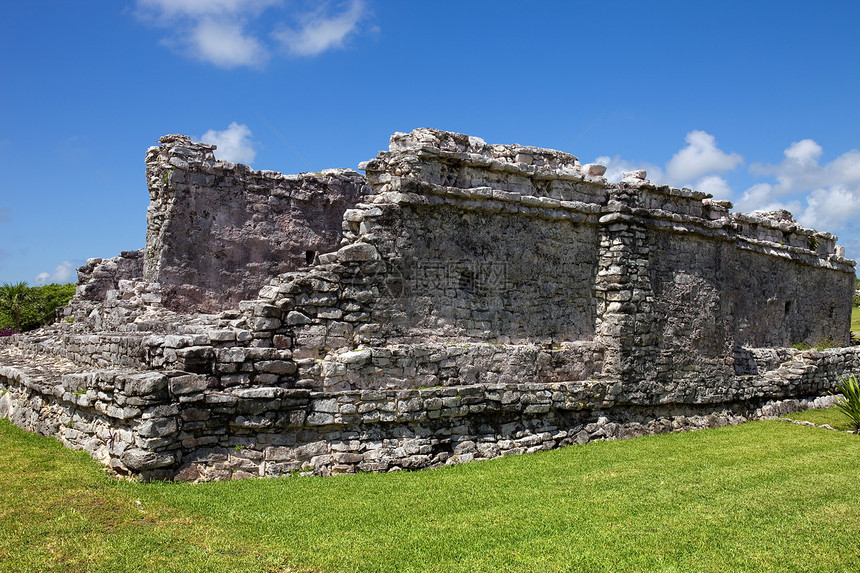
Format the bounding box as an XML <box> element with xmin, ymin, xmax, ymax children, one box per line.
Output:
<box><xmin>358</xmin><ymin>128</ymin><xmax>853</xmax><ymax>266</ymax></box>
<box><xmin>147</xmin><ymin>130</ymin><xmax>854</xmax><ymax>268</ymax></box>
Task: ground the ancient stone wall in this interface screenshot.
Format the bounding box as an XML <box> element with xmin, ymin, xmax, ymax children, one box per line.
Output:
<box><xmin>0</xmin><ymin>128</ymin><xmax>856</xmax><ymax>481</ymax></box>
<box><xmin>1</xmin><ymin>343</ymin><xmax>857</xmax><ymax>480</ymax></box>
<box><xmin>143</xmin><ymin>135</ymin><xmax>368</xmax><ymax>312</ymax></box>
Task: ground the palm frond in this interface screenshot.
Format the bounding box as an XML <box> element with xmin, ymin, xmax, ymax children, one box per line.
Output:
<box><xmin>832</xmin><ymin>374</ymin><xmax>860</xmax><ymax>431</ymax></box>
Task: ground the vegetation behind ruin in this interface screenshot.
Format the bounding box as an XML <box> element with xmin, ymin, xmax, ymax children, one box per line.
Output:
<box><xmin>0</xmin><ymin>282</ymin><xmax>75</xmax><ymax>334</ymax></box>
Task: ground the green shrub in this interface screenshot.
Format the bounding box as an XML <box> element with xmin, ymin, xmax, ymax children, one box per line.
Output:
<box><xmin>832</xmin><ymin>373</ymin><xmax>860</xmax><ymax>431</ymax></box>
<box><xmin>0</xmin><ymin>282</ymin><xmax>75</xmax><ymax>332</ymax></box>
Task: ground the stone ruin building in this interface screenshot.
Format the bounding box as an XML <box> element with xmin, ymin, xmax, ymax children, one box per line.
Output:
<box><xmin>0</xmin><ymin>128</ymin><xmax>857</xmax><ymax>481</ymax></box>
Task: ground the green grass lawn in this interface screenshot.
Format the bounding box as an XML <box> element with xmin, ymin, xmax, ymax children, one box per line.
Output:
<box><xmin>852</xmin><ymin>305</ymin><xmax>860</xmax><ymax>334</ymax></box>
<box><xmin>782</xmin><ymin>407</ymin><xmax>855</xmax><ymax>431</ymax></box>
<box><xmin>1</xmin><ymin>419</ymin><xmax>859</xmax><ymax>573</ymax></box>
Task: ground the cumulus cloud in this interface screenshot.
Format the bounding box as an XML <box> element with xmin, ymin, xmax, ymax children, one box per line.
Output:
<box><xmin>783</xmin><ymin>138</ymin><xmax>822</xmax><ymax>166</ymax></box>
<box><xmin>727</xmin><ymin>139</ymin><xmax>860</xmax><ymax>256</ymax></box>
<box><xmin>135</xmin><ymin>0</ymin><xmax>368</xmax><ymax>68</ymax></box>
<box><xmin>693</xmin><ymin>175</ymin><xmax>733</xmax><ymax>201</ymax></box>
<box><xmin>594</xmin><ymin>155</ymin><xmax>664</xmax><ymax>184</ymax></box>
<box><xmin>274</xmin><ymin>0</ymin><xmax>365</xmax><ymax>56</ymax></box>
<box><xmin>798</xmin><ymin>185</ymin><xmax>860</xmax><ymax>231</ymax></box>
<box><xmin>665</xmin><ymin>130</ymin><xmax>743</xmax><ymax>185</ymax></box>
<box><xmin>593</xmin><ymin>130</ymin><xmax>860</xmax><ymax>257</ymax></box>
<box><xmin>137</xmin><ymin>0</ymin><xmax>279</xmax><ymax>19</ymax></box>
<box><xmin>200</xmin><ymin>122</ymin><xmax>257</xmax><ymax>164</ymax></box>
<box><xmin>734</xmin><ymin>182</ymin><xmax>802</xmax><ymax>216</ymax></box>
<box><xmin>187</xmin><ymin>18</ymin><xmax>269</xmax><ymax>68</ymax></box>
<box><xmin>592</xmin><ymin>129</ymin><xmax>740</xmax><ymax>192</ymax></box>
<box><xmin>749</xmin><ymin>141</ymin><xmax>860</xmax><ymax>199</ymax></box>
<box><xmin>35</xmin><ymin>261</ymin><xmax>78</xmax><ymax>286</ymax></box>
<box><xmin>136</xmin><ymin>0</ymin><xmax>275</xmax><ymax>68</ymax></box>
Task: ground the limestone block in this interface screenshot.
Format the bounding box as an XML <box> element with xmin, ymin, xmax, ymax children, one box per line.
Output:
<box><xmin>336</xmin><ymin>243</ymin><xmax>380</xmax><ymax>262</ymax></box>
<box><xmin>121</xmin><ymin>449</ymin><xmax>175</xmax><ymax>471</ymax></box>
<box><xmin>137</xmin><ymin>417</ymin><xmax>178</xmax><ymax>437</ymax></box>
<box><xmin>233</xmin><ymin>387</ymin><xmax>282</xmax><ymax>399</ymax></box>
<box><xmin>304</xmin><ymin>410</ymin><xmax>334</xmax><ymax>425</ymax></box>
<box><xmin>207</xmin><ymin>330</ymin><xmax>237</xmax><ymax>343</ymax></box>
<box><xmin>339</xmin><ymin>349</ymin><xmax>372</xmax><ymax>365</ymax></box>
<box><xmin>217</xmin><ymin>348</ymin><xmax>247</xmax><ymax>363</ymax></box>
<box><xmin>286</xmin><ymin>311</ymin><xmax>312</xmax><ymax>326</ymax></box>
<box><xmin>124</xmin><ymin>372</ymin><xmax>168</xmax><ymax>396</ymax></box>
<box><xmin>169</xmin><ymin>374</ymin><xmax>208</xmax><ymax>395</ymax></box>
<box><xmin>313</xmin><ymin>398</ymin><xmax>339</xmax><ymax>413</ymax></box>
<box><xmin>252</xmin><ymin>317</ymin><xmax>282</xmax><ymax>331</ymax></box>
<box><xmin>105</xmin><ymin>405</ymin><xmax>142</xmax><ymax>420</ymax></box>
<box><xmin>582</xmin><ymin>163</ymin><xmax>607</xmax><ymax>176</ymax></box>
<box><xmin>255</xmin><ymin>361</ymin><xmax>297</xmax><ymax>375</ymax></box>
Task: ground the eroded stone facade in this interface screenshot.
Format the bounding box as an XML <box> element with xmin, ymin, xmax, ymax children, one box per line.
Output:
<box><xmin>144</xmin><ymin>135</ymin><xmax>367</xmax><ymax>312</ymax></box>
<box><xmin>0</xmin><ymin>128</ymin><xmax>856</xmax><ymax>481</ymax></box>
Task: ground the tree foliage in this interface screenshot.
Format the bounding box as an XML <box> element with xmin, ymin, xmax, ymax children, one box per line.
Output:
<box><xmin>0</xmin><ymin>282</ymin><xmax>76</xmax><ymax>333</ymax></box>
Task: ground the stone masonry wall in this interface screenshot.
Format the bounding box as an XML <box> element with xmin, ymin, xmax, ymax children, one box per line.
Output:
<box><xmin>1</xmin><ymin>342</ymin><xmax>857</xmax><ymax>480</ymax></box>
<box><xmin>144</xmin><ymin>135</ymin><xmax>368</xmax><ymax>312</ymax></box>
<box><xmin>0</xmin><ymin>128</ymin><xmax>856</xmax><ymax>482</ymax></box>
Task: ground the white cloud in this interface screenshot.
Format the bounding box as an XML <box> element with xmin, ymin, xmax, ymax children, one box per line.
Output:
<box><xmin>735</xmin><ymin>185</ymin><xmax>802</xmax><ymax>218</ymax></box>
<box><xmin>693</xmin><ymin>175</ymin><xmax>733</xmax><ymax>201</ymax></box>
<box><xmin>137</xmin><ymin>0</ymin><xmax>280</xmax><ymax>19</ymax></box>
<box><xmin>189</xmin><ymin>18</ymin><xmax>268</xmax><ymax>68</ymax></box>
<box><xmin>829</xmin><ymin>150</ymin><xmax>860</xmax><ymax>184</ymax></box>
<box><xmin>665</xmin><ymin>130</ymin><xmax>743</xmax><ymax>185</ymax></box>
<box><xmin>137</xmin><ymin>0</ymin><xmax>277</xmax><ymax>68</ymax></box>
<box><xmin>135</xmin><ymin>0</ymin><xmax>368</xmax><ymax>68</ymax></box>
<box><xmin>595</xmin><ymin>131</ymin><xmax>860</xmax><ymax>259</ymax></box>
<box><xmin>35</xmin><ymin>261</ymin><xmax>78</xmax><ymax>286</ymax></box>
<box><xmin>748</xmin><ymin>140</ymin><xmax>860</xmax><ymax>199</ymax></box>
<box><xmin>798</xmin><ymin>186</ymin><xmax>860</xmax><ymax>232</ymax></box>
<box><xmin>200</xmin><ymin>122</ymin><xmax>257</xmax><ymax>164</ymax></box>
<box><xmin>594</xmin><ymin>155</ymin><xmax>664</xmax><ymax>184</ymax></box>
<box><xmin>274</xmin><ymin>0</ymin><xmax>365</xmax><ymax>57</ymax></box>
<box><xmin>593</xmin><ymin>129</ymin><xmax>740</xmax><ymax>195</ymax></box>
<box><xmin>741</xmin><ymin>140</ymin><xmax>860</xmax><ymax>235</ymax></box>
<box><xmin>784</xmin><ymin>139</ymin><xmax>822</xmax><ymax>166</ymax></box>
<box><xmin>736</xmin><ymin>183</ymin><xmax>774</xmax><ymax>212</ymax></box>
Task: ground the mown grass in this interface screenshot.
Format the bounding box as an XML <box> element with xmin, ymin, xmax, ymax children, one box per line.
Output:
<box><xmin>1</xmin><ymin>418</ymin><xmax>859</xmax><ymax>572</ymax></box>
<box><xmin>781</xmin><ymin>407</ymin><xmax>855</xmax><ymax>432</ymax></box>
<box><xmin>852</xmin><ymin>305</ymin><xmax>860</xmax><ymax>334</ymax></box>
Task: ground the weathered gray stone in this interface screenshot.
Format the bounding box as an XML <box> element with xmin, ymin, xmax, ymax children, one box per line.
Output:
<box><xmin>124</xmin><ymin>373</ymin><xmax>168</xmax><ymax>396</ymax></box>
<box><xmin>121</xmin><ymin>449</ymin><xmax>175</xmax><ymax>471</ymax></box>
<box><xmin>286</xmin><ymin>311</ymin><xmax>312</xmax><ymax>326</ymax></box>
<box><xmin>336</xmin><ymin>242</ymin><xmax>380</xmax><ymax>262</ymax></box>
<box><xmin>169</xmin><ymin>375</ymin><xmax>208</xmax><ymax>395</ymax></box>
<box><xmin>0</xmin><ymin>127</ymin><xmax>856</xmax><ymax>484</ymax></box>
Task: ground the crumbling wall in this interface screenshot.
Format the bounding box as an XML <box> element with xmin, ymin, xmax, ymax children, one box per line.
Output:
<box><xmin>75</xmin><ymin>251</ymin><xmax>145</xmax><ymax>303</ymax></box>
<box><xmin>0</xmin><ymin>128</ymin><xmax>857</xmax><ymax>482</ymax></box>
<box><xmin>143</xmin><ymin>135</ymin><xmax>368</xmax><ymax>312</ymax></box>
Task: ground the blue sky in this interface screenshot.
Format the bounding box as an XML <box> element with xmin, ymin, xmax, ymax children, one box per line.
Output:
<box><xmin>1</xmin><ymin>0</ymin><xmax>859</xmax><ymax>285</ymax></box>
